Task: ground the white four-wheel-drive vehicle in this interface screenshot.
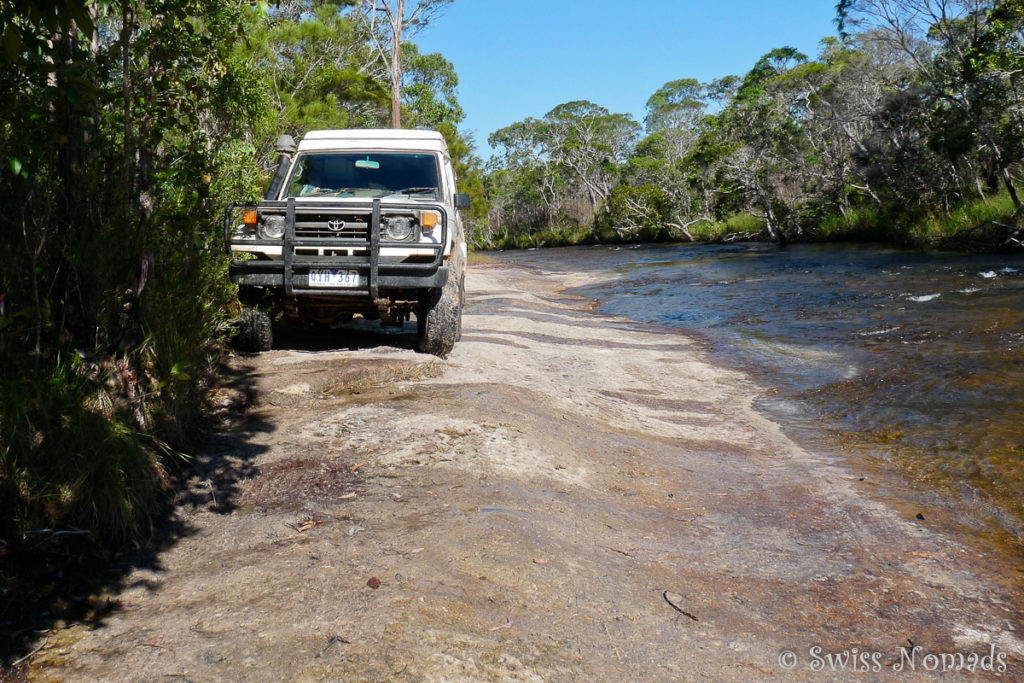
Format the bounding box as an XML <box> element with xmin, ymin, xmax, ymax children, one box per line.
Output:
<box><xmin>226</xmin><ymin>129</ymin><xmax>469</xmax><ymax>356</ymax></box>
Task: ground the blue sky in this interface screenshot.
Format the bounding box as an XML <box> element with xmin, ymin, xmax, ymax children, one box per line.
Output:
<box><xmin>415</xmin><ymin>1</ymin><xmax>842</xmax><ymax>160</ymax></box>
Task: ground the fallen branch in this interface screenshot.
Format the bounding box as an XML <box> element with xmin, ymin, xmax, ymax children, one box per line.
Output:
<box><xmin>140</xmin><ymin>634</ymin><xmax>174</xmax><ymax>652</ymax></box>
<box><xmin>26</xmin><ymin>527</ymin><xmax>91</xmax><ymax>550</ymax></box>
<box><xmin>316</xmin><ymin>635</ymin><xmax>350</xmax><ymax>658</ymax></box>
<box><xmin>488</xmin><ymin>617</ymin><xmax>513</xmax><ymax>632</ymax></box>
<box><xmin>662</xmin><ymin>590</ymin><xmax>699</xmax><ymax>621</ymax></box>
<box><xmin>11</xmin><ymin>638</ymin><xmax>48</xmax><ymax>667</ymax></box>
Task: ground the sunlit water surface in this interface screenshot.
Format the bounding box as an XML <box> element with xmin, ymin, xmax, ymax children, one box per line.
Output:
<box><xmin>495</xmin><ymin>243</ymin><xmax>1024</xmax><ymax>544</ymax></box>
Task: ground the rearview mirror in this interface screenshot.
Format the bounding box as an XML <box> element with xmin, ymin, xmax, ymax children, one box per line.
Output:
<box><xmin>355</xmin><ymin>159</ymin><xmax>380</xmax><ymax>169</ymax></box>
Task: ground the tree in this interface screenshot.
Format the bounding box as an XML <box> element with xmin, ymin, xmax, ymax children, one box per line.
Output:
<box><xmin>837</xmin><ymin>0</ymin><xmax>1024</xmax><ymax>206</ymax></box>
<box><xmin>401</xmin><ymin>43</ymin><xmax>463</xmax><ymax>129</ymax></box>
<box><xmin>705</xmin><ymin>47</ymin><xmax>810</xmax><ymax>241</ymax></box>
<box><xmin>486</xmin><ymin>101</ymin><xmax>639</xmax><ymax>238</ymax></box>
<box><xmin>0</xmin><ymin>0</ymin><xmax>265</xmax><ymax>543</ymax></box>
<box><xmin>544</xmin><ymin>101</ymin><xmax>639</xmax><ymax>209</ymax></box>
<box><xmin>237</xmin><ymin>0</ymin><xmax>389</xmax><ymax>174</ymax></box>
<box><xmin>486</xmin><ymin>117</ymin><xmax>561</xmax><ymax>233</ymax></box>
<box><xmin>357</xmin><ymin>0</ymin><xmax>453</xmax><ymax>127</ymax></box>
<box><xmin>645</xmin><ymin>79</ymin><xmax>706</xmax><ymax>128</ymax></box>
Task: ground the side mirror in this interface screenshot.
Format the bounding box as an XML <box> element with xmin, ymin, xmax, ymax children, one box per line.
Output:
<box><xmin>455</xmin><ymin>193</ymin><xmax>471</xmax><ymax>210</ymax></box>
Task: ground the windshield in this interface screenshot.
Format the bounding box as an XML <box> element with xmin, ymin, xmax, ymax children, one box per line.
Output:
<box><xmin>284</xmin><ymin>152</ymin><xmax>440</xmax><ymax>199</ymax></box>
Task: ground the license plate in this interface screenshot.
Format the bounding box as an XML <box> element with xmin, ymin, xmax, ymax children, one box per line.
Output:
<box><xmin>308</xmin><ymin>269</ymin><xmax>362</xmax><ymax>287</ymax></box>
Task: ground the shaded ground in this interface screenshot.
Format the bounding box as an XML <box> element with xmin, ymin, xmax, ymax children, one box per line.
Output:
<box><xmin>16</xmin><ymin>264</ymin><xmax>1024</xmax><ymax>680</ymax></box>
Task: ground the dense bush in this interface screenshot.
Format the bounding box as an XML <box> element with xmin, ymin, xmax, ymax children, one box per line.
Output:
<box><xmin>0</xmin><ymin>0</ymin><xmax>483</xmax><ymax>551</ymax></box>
<box><xmin>0</xmin><ymin>0</ymin><xmax>256</xmax><ymax>546</ymax></box>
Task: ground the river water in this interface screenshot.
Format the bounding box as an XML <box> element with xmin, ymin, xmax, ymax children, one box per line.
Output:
<box><xmin>493</xmin><ymin>242</ymin><xmax>1024</xmax><ymax>547</ymax></box>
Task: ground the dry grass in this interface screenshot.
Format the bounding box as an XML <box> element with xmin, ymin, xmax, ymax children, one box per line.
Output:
<box><xmin>468</xmin><ymin>250</ymin><xmax>498</xmax><ymax>265</ymax></box>
<box><xmin>318</xmin><ymin>359</ymin><xmax>445</xmax><ymax>396</ymax></box>
<box><xmin>241</xmin><ymin>456</ymin><xmax>361</xmax><ymax>512</ymax></box>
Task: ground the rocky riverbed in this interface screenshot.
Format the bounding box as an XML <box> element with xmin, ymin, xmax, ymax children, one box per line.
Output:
<box><xmin>27</xmin><ymin>263</ymin><xmax>1024</xmax><ymax>681</ymax></box>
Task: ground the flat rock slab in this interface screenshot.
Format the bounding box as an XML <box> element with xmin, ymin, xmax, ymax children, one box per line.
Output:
<box><xmin>33</xmin><ymin>264</ymin><xmax>1024</xmax><ymax>681</ymax></box>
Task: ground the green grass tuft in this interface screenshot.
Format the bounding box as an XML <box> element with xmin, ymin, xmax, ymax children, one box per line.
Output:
<box><xmin>0</xmin><ymin>358</ymin><xmax>168</xmax><ymax>546</ymax></box>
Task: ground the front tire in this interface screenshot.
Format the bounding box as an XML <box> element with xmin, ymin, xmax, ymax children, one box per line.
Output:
<box><xmin>234</xmin><ymin>306</ymin><xmax>273</xmax><ymax>352</ymax></box>
<box><xmin>417</xmin><ymin>274</ymin><xmax>462</xmax><ymax>357</ymax></box>
<box><xmin>455</xmin><ymin>274</ymin><xmax>465</xmax><ymax>342</ymax></box>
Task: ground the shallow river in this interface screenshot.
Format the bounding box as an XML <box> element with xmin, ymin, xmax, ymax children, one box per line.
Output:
<box><xmin>494</xmin><ymin>242</ymin><xmax>1024</xmax><ymax>547</ymax></box>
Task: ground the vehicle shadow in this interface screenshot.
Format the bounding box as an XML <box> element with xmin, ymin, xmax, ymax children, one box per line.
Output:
<box><xmin>270</xmin><ymin>316</ymin><xmax>420</xmax><ymax>353</ymax></box>
<box><xmin>0</xmin><ymin>357</ymin><xmax>272</xmax><ymax>670</ymax></box>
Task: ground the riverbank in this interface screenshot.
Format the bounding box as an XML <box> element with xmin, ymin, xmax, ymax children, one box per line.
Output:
<box><xmin>497</xmin><ymin>241</ymin><xmax>1024</xmax><ymax>551</ymax></box>
<box><xmin>20</xmin><ymin>262</ymin><xmax>1024</xmax><ymax>680</ymax></box>
<box><xmin>475</xmin><ymin>193</ymin><xmax>1024</xmax><ymax>253</ymax></box>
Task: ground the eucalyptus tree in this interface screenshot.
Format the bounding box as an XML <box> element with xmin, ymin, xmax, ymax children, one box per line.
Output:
<box><xmin>486</xmin><ymin>117</ymin><xmax>562</xmax><ymax>233</ymax></box>
<box><xmin>705</xmin><ymin>47</ymin><xmax>810</xmax><ymax>240</ymax></box>
<box><xmin>544</xmin><ymin>100</ymin><xmax>640</xmax><ymax>210</ymax></box>
<box><xmin>487</xmin><ymin>101</ymin><xmax>639</xmax><ymax>235</ymax></box>
<box><xmin>401</xmin><ymin>43</ymin><xmax>463</xmax><ymax>129</ymax></box>
<box><xmin>237</xmin><ymin>1</ymin><xmax>469</xmax><ymax>165</ymax></box>
<box><xmin>763</xmin><ymin>37</ymin><xmax>909</xmax><ymax>220</ymax></box>
<box><xmin>239</xmin><ymin>0</ymin><xmax>388</xmax><ymax>163</ymax></box>
<box><xmin>643</xmin><ymin>78</ymin><xmax>713</xmax><ymax>163</ymax></box>
<box><xmin>622</xmin><ymin>77</ymin><xmax>735</xmax><ymax>238</ymax></box>
<box><xmin>355</xmin><ymin>0</ymin><xmax>454</xmax><ymax>127</ymax></box>
<box><xmin>837</xmin><ymin>0</ymin><xmax>1024</xmax><ymax>206</ymax></box>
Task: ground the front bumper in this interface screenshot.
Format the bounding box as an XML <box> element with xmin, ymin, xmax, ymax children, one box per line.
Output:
<box><xmin>226</xmin><ymin>197</ymin><xmax>449</xmax><ymax>297</ymax></box>
<box><xmin>229</xmin><ymin>261</ymin><xmax>449</xmax><ymax>291</ymax></box>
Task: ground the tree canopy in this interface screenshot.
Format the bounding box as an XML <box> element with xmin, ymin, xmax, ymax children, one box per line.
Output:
<box><xmin>479</xmin><ymin>0</ymin><xmax>1024</xmax><ymax>249</ymax></box>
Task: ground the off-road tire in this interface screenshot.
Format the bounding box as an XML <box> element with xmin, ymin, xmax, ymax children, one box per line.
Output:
<box><xmin>417</xmin><ymin>273</ymin><xmax>462</xmax><ymax>357</ymax></box>
<box><xmin>456</xmin><ymin>274</ymin><xmax>465</xmax><ymax>342</ymax></box>
<box><xmin>234</xmin><ymin>307</ymin><xmax>273</xmax><ymax>352</ymax></box>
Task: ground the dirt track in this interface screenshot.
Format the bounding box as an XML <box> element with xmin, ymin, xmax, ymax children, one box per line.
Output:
<box><xmin>31</xmin><ymin>262</ymin><xmax>1024</xmax><ymax>681</ymax></box>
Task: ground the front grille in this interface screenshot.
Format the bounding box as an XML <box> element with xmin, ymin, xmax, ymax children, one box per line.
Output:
<box><xmin>293</xmin><ymin>211</ymin><xmax>370</xmax><ymax>240</ymax></box>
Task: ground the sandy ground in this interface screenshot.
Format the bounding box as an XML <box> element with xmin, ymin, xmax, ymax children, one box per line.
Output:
<box><xmin>27</xmin><ymin>263</ymin><xmax>1024</xmax><ymax>681</ymax></box>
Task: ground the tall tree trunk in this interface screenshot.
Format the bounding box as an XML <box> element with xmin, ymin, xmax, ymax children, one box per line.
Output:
<box><xmin>122</xmin><ymin>0</ymin><xmax>134</xmax><ymax>219</ymax></box>
<box><xmin>390</xmin><ymin>0</ymin><xmax>404</xmax><ymax>128</ymax></box>
<box><xmin>54</xmin><ymin>6</ymin><xmax>103</xmax><ymax>347</ymax></box>
<box><xmin>1001</xmin><ymin>166</ymin><xmax>1021</xmax><ymax>208</ymax></box>
<box><xmin>750</xmin><ymin>181</ymin><xmax>781</xmax><ymax>243</ymax></box>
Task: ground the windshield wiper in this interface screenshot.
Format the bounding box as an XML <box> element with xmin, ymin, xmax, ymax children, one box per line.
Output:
<box><xmin>394</xmin><ymin>187</ymin><xmax>437</xmax><ymax>196</ymax></box>
<box><xmin>303</xmin><ymin>187</ymin><xmax>369</xmax><ymax>197</ymax></box>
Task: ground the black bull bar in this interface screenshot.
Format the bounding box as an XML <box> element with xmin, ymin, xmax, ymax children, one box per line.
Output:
<box><xmin>224</xmin><ymin>197</ymin><xmax>449</xmax><ymax>297</ymax></box>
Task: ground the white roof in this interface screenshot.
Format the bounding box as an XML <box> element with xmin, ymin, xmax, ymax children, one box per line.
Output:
<box><xmin>298</xmin><ymin>129</ymin><xmax>448</xmax><ymax>154</ymax></box>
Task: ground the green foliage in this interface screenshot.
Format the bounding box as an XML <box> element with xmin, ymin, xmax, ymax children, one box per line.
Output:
<box><xmin>0</xmin><ymin>0</ymin><xmax>261</xmax><ymax>548</ymax></box>
<box><xmin>482</xmin><ymin>1</ymin><xmax>1024</xmax><ymax>251</ymax></box>
<box><xmin>0</xmin><ymin>0</ymin><xmax>480</xmax><ymax>552</ymax></box>
<box><xmin>644</xmin><ymin>78</ymin><xmax>706</xmax><ymax>132</ymax></box>
<box><xmin>598</xmin><ymin>185</ymin><xmax>673</xmax><ymax>240</ymax></box>
<box><xmin>437</xmin><ymin>121</ymin><xmax>489</xmax><ymax>237</ymax></box>
<box><xmin>910</xmin><ymin>191</ymin><xmax>1022</xmax><ymax>245</ymax></box>
<box><xmin>402</xmin><ymin>43</ymin><xmax>463</xmax><ymax>129</ymax></box>
<box><xmin>485</xmin><ymin>100</ymin><xmax>640</xmax><ymax>242</ymax></box>
<box><xmin>0</xmin><ymin>358</ymin><xmax>166</xmax><ymax>544</ymax></box>
<box><xmin>237</xmin><ymin>1</ymin><xmax>389</xmax><ymax>153</ymax></box>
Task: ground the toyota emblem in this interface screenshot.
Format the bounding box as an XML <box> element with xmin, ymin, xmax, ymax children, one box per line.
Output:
<box><xmin>327</xmin><ymin>219</ymin><xmax>345</xmax><ymax>232</ymax></box>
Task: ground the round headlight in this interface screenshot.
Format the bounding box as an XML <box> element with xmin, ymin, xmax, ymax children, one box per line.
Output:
<box><xmin>260</xmin><ymin>215</ymin><xmax>286</xmax><ymax>239</ymax></box>
<box><xmin>383</xmin><ymin>216</ymin><xmax>415</xmax><ymax>241</ymax></box>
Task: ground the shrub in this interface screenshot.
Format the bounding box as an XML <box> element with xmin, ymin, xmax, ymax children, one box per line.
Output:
<box><xmin>0</xmin><ymin>358</ymin><xmax>167</xmax><ymax>546</ymax></box>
